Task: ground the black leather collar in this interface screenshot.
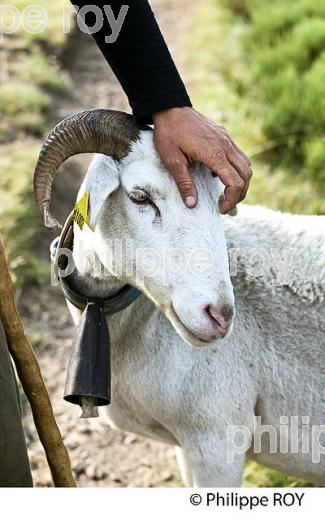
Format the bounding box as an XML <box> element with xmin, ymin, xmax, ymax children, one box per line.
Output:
<box><xmin>52</xmin><ymin>212</ymin><xmax>142</xmax><ymax>314</ymax></box>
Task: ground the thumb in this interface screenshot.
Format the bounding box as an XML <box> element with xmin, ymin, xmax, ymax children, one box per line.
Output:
<box><xmin>162</xmin><ymin>147</ymin><xmax>198</xmax><ymax>208</ymax></box>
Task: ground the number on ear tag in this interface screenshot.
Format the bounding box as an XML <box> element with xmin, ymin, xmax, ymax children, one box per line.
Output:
<box><xmin>73</xmin><ymin>192</ymin><xmax>95</xmax><ymax>232</ymax></box>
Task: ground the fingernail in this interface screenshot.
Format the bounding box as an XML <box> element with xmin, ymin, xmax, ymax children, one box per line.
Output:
<box><xmin>185</xmin><ymin>196</ymin><xmax>196</xmax><ymax>208</ymax></box>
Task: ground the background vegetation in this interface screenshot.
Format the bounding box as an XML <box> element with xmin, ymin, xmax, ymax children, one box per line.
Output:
<box><xmin>0</xmin><ymin>0</ymin><xmax>70</xmax><ymax>288</ymax></box>
<box><xmin>191</xmin><ymin>0</ymin><xmax>325</xmax><ymax>215</ymax></box>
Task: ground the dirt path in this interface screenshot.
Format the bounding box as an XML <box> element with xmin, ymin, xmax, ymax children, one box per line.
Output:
<box><xmin>22</xmin><ymin>0</ymin><xmax>194</xmax><ymax>487</ymax></box>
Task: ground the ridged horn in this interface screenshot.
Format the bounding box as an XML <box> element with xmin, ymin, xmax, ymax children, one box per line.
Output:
<box><xmin>33</xmin><ymin>109</ymin><xmax>150</xmax><ymax>230</ymax></box>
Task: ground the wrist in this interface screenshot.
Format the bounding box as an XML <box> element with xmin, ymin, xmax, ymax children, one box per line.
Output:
<box><xmin>152</xmin><ymin>106</ymin><xmax>192</xmax><ymax>124</ymax></box>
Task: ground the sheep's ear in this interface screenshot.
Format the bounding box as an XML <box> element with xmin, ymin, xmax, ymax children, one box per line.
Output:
<box><xmin>81</xmin><ymin>154</ymin><xmax>120</xmax><ymax>229</ymax></box>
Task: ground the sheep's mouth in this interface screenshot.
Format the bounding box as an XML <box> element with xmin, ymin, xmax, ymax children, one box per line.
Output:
<box><xmin>167</xmin><ymin>305</ymin><xmax>214</xmax><ymax>347</ymax></box>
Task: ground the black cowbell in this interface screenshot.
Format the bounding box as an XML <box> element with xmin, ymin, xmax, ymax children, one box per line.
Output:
<box><xmin>64</xmin><ymin>302</ymin><xmax>111</xmax><ymax>417</ymax></box>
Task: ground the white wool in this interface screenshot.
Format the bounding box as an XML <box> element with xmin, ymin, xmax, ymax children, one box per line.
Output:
<box><xmin>67</xmin><ymin>133</ymin><xmax>325</xmax><ymax>486</ymax></box>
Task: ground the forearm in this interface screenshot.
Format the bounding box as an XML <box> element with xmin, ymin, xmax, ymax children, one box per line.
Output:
<box><xmin>70</xmin><ymin>0</ymin><xmax>192</xmax><ymax>123</ymax></box>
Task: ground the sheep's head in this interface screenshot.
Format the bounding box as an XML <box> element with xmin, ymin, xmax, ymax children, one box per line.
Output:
<box><xmin>34</xmin><ymin>110</ymin><xmax>234</xmax><ymax>347</ymax></box>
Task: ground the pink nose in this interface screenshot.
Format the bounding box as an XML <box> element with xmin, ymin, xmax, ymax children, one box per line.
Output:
<box><xmin>206</xmin><ymin>303</ymin><xmax>234</xmax><ymax>337</ymax></box>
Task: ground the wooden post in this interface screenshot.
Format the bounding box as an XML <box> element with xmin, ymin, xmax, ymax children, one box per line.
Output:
<box><xmin>0</xmin><ymin>233</ymin><xmax>76</xmax><ymax>487</ymax></box>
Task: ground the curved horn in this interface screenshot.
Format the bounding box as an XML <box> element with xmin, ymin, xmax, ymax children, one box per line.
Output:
<box><xmin>33</xmin><ymin>109</ymin><xmax>150</xmax><ymax>230</ymax></box>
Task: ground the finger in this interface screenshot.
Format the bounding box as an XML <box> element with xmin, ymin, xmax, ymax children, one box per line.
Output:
<box><xmin>203</xmin><ymin>149</ymin><xmax>244</xmax><ymax>213</ymax></box>
<box><xmin>159</xmin><ymin>145</ymin><xmax>198</xmax><ymax>208</ymax></box>
<box><xmin>219</xmin><ymin>179</ymin><xmax>245</xmax><ymax>214</ymax></box>
<box><xmin>238</xmin><ymin>169</ymin><xmax>252</xmax><ymax>202</ymax></box>
<box><xmin>226</xmin><ymin>134</ymin><xmax>251</xmax><ymax>164</ymax></box>
<box><xmin>217</xmin><ymin>130</ymin><xmax>251</xmax><ymax>172</ymax></box>
<box><xmin>226</xmin><ymin>145</ymin><xmax>253</xmax><ymax>201</ymax></box>
<box><xmin>212</xmin><ymin>130</ymin><xmax>252</xmax><ymax>202</ymax></box>
<box><xmin>208</xmin><ymin>120</ymin><xmax>251</xmax><ymax>166</ymax></box>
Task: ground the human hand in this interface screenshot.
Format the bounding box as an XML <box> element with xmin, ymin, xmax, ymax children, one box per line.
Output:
<box><xmin>152</xmin><ymin>107</ymin><xmax>252</xmax><ymax>213</ymax></box>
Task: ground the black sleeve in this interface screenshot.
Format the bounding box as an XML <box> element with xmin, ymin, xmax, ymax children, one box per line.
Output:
<box><xmin>71</xmin><ymin>1</ymin><xmax>192</xmax><ymax>124</ymax></box>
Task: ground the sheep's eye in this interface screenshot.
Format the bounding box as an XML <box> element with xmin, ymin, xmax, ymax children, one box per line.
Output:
<box><xmin>128</xmin><ymin>190</ymin><xmax>152</xmax><ymax>205</ymax></box>
<box><xmin>128</xmin><ymin>189</ymin><xmax>161</xmax><ymax>219</ymax></box>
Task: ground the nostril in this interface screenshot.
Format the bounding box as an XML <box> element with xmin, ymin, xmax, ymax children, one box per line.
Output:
<box><xmin>220</xmin><ymin>303</ymin><xmax>234</xmax><ymax>322</ymax></box>
<box><xmin>206</xmin><ymin>304</ymin><xmax>234</xmax><ymax>330</ymax></box>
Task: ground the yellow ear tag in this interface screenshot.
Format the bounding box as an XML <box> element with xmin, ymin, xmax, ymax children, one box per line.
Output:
<box><xmin>73</xmin><ymin>192</ymin><xmax>95</xmax><ymax>232</ymax></box>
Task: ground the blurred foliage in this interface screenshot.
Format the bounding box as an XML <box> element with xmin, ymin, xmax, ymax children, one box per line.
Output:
<box><xmin>0</xmin><ymin>146</ymin><xmax>49</xmax><ymax>291</ymax></box>
<box><xmin>246</xmin><ymin>162</ymin><xmax>325</xmax><ymax>214</ymax></box>
<box><xmin>8</xmin><ymin>0</ymin><xmax>71</xmax><ymax>48</ymax></box>
<box><xmin>243</xmin><ymin>460</ymin><xmax>315</xmax><ymax>487</ymax></box>
<box><xmin>222</xmin><ymin>0</ymin><xmax>325</xmax><ymax>187</ymax></box>
<box><xmin>0</xmin><ymin>1</ymin><xmax>70</xmax><ymax>142</ymax></box>
<box><xmin>0</xmin><ymin>1</ymin><xmax>71</xmax><ymax>289</ymax></box>
<box><xmin>18</xmin><ymin>51</ymin><xmax>70</xmax><ymax>93</ymax></box>
<box><xmin>0</xmin><ymin>83</ymin><xmax>51</xmax><ymax>142</ymax></box>
<box><xmin>190</xmin><ymin>0</ymin><xmax>325</xmax><ymax>215</ymax></box>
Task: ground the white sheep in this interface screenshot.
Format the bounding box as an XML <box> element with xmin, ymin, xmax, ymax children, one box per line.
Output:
<box><xmin>34</xmin><ymin>110</ymin><xmax>325</xmax><ymax>486</ymax></box>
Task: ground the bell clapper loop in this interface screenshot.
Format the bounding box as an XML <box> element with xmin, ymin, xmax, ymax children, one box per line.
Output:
<box><xmin>80</xmin><ymin>396</ymin><xmax>99</xmax><ymax>418</ymax></box>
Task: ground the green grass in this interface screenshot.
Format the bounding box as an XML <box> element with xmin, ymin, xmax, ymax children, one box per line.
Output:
<box><xmin>243</xmin><ymin>461</ymin><xmax>313</xmax><ymax>487</ymax></box>
<box><xmin>0</xmin><ymin>2</ymin><xmax>70</xmax><ymax>141</ymax></box>
<box><xmin>0</xmin><ymin>83</ymin><xmax>51</xmax><ymax>142</ymax></box>
<box><xmin>17</xmin><ymin>51</ymin><xmax>70</xmax><ymax>93</ymax></box>
<box><xmin>10</xmin><ymin>0</ymin><xmax>71</xmax><ymax>49</ymax></box>
<box><xmin>188</xmin><ymin>0</ymin><xmax>324</xmax><ymax>486</ymax></box>
<box><xmin>189</xmin><ymin>0</ymin><xmax>325</xmax><ymax>216</ymax></box>
<box><xmin>247</xmin><ymin>162</ymin><xmax>325</xmax><ymax>214</ymax></box>
<box><xmin>0</xmin><ymin>145</ymin><xmax>49</xmax><ymax>291</ymax></box>
<box><xmin>0</xmin><ymin>1</ymin><xmax>71</xmax><ymax>289</ymax></box>
<box><xmin>0</xmin><ymin>52</ymin><xmax>69</xmax><ymax>142</ymax></box>
<box><xmin>223</xmin><ymin>0</ymin><xmax>325</xmax><ymax>187</ymax></box>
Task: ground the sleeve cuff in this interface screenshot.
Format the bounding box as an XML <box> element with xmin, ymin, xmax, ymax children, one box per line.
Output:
<box><xmin>133</xmin><ymin>92</ymin><xmax>192</xmax><ymax>125</ymax></box>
